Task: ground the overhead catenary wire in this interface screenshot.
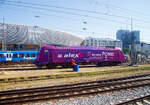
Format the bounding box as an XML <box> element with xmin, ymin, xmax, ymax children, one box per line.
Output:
<box><xmin>107</xmin><ymin>3</ymin><xmax>150</xmax><ymax>20</ymax></box>
<box><xmin>2</xmin><ymin>0</ymin><xmax>131</xmax><ymax>19</ymax></box>
<box><xmin>1</xmin><ymin>2</ymin><xmax>150</xmax><ymax>30</ymax></box>
<box><xmin>0</xmin><ymin>10</ymin><xmax>110</xmax><ymax>37</ymax></box>
<box><xmin>1</xmin><ymin>0</ymin><xmax>150</xmax><ymax>24</ymax></box>
<box><xmin>86</xmin><ymin>0</ymin><xmax>150</xmax><ymax>22</ymax></box>
<box><xmin>1</xmin><ymin>2</ymin><xmax>128</xmax><ymax>24</ymax></box>
<box><xmin>1</xmin><ymin>0</ymin><xmax>150</xmax><ymax>32</ymax></box>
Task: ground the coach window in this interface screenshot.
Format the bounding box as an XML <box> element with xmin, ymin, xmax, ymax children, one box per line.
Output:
<box><xmin>13</xmin><ymin>54</ymin><xmax>18</xmax><ymax>58</ymax></box>
<box><xmin>0</xmin><ymin>54</ymin><xmax>4</xmax><ymax>58</ymax></box>
<box><xmin>31</xmin><ymin>54</ymin><xmax>35</xmax><ymax>57</ymax></box>
<box><xmin>19</xmin><ymin>54</ymin><xmax>24</xmax><ymax>58</ymax></box>
<box><xmin>25</xmin><ymin>54</ymin><xmax>30</xmax><ymax>57</ymax></box>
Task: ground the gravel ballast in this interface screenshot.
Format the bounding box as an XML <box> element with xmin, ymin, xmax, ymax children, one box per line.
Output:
<box><xmin>36</xmin><ymin>86</ymin><xmax>150</xmax><ymax>105</ymax></box>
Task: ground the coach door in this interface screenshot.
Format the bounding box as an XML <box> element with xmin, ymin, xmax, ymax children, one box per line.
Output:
<box><xmin>5</xmin><ymin>53</ymin><xmax>13</xmax><ymax>61</ymax></box>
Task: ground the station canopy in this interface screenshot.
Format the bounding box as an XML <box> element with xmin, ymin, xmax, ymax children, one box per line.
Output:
<box><xmin>0</xmin><ymin>23</ymin><xmax>83</xmax><ymax>46</ymax></box>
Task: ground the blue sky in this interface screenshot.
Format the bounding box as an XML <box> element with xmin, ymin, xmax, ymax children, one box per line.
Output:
<box><xmin>0</xmin><ymin>0</ymin><xmax>150</xmax><ymax>42</ymax></box>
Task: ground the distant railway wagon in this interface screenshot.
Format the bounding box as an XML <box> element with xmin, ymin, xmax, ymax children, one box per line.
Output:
<box><xmin>0</xmin><ymin>51</ymin><xmax>38</xmax><ymax>62</ymax></box>
<box><xmin>35</xmin><ymin>45</ymin><xmax>125</xmax><ymax>68</ymax></box>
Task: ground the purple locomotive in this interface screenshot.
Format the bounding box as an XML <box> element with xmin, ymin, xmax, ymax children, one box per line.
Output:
<box><xmin>35</xmin><ymin>45</ymin><xmax>125</xmax><ymax>68</ymax></box>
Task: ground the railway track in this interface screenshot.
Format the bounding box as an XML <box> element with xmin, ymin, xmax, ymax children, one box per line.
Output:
<box><xmin>0</xmin><ymin>62</ymin><xmax>34</xmax><ymax>68</ymax></box>
<box><xmin>0</xmin><ymin>73</ymin><xmax>150</xmax><ymax>105</ymax></box>
<box><xmin>116</xmin><ymin>94</ymin><xmax>150</xmax><ymax>105</ymax></box>
<box><xmin>0</xmin><ymin>65</ymin><xmax>100</xmax><ymax>71</ymax></box>
<box><xmin>0</xmin><ymin>63</ymin><xmax>129</xmax><ymax>71</ymax></box>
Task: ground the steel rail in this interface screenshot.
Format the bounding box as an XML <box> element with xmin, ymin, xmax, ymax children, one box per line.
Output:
<box><xmin>0</xmin><ymin>72</ymin><xmax>150</xmax><ymax>91</ymax></box>
<box><xmin>0</xmin><ymin>78</ymin><xmax>150</xmax><ymax>98</ymax></box>
<box><xmin>1</xmin><ymin>82</ymin><xmax>150</xmax><ymax>105</ymax></box>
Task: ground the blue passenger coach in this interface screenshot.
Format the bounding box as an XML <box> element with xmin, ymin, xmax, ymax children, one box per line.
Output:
<box><xmin>0</xmin><ymin>51</ymin><xmax>38</xmax><ymax>62</ymax></box>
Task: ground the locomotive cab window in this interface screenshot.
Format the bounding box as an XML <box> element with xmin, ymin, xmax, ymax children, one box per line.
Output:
<box><xmin>0</xmin><ymin>54</ymin><xmax>4</xmax><ymax>58</ymax></box>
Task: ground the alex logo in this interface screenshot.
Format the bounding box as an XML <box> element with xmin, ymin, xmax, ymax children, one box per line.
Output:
<box><xmin>57</xmin><ymin>53</ymin><xmax>79</xmax><ymax>58</ymax></box>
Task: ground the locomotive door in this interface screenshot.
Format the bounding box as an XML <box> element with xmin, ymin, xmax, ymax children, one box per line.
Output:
<box><xmin>44</xmin><ymin>49</ymin><xmax>50</xmax><ymax>63</ymax></box>
<box><xmin>116</xmin><ymin>51</ymin><xmax>120</xmax><ymax>61</ymax></box>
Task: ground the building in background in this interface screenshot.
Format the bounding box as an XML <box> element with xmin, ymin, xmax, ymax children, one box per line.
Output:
<box><xmin>116</xmin><ymin>29</ymin><xmax>140</xmax><ymax>49</ymax></box>
<box><xmin>81</xmin><ymin>37</ymin><xmax>122</xmax><ymax>49</ymax></box>
<box><xmin>140</xmin><ymin>42</ymin><xmax>150</xmax><ymax>56</ymax></box>
<box><xmin>132</xmin><ymin>30</ymin><xmax>140</xmax><ymax>42</ymax></box>
<box><xmin>116</xmin><ymin>30</ymin><xmax>141</xmax><ymax>53</ymax></box>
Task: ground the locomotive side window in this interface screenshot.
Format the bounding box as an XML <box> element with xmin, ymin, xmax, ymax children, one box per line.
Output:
<box><xmin>31</xmin><ymin>54</ymin><xmax>35</xmax><ymax>57</ymax></box>
<box><xmin>45</xmin><ymin>50</ymin><xmax>48</xmax><ymax>53</ymax></box>
<box><xmin>19</xmin><ymin>54</ymin><xmax>24</xmax><ymax>58</ymax></box>
<box><xmin>0</xmin><ymin>54</ymin><xmax>4</xmax><ymax>58</ymax></box>
<box><xmin>13</xmin><ymin>54</ymin><xmax>18</xmax><ymax>58</ymax></box>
